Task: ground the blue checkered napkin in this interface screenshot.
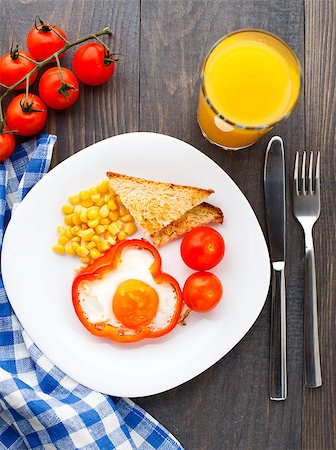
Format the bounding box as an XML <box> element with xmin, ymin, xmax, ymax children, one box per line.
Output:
<box><xmin>0</xmin><ymin>135</ymin><xmax>183</xmax><ymax>450</ymax></box>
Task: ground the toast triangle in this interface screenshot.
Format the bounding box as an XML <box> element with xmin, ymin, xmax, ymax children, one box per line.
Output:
<box><xmin>106</xmin><ymin>172</ymin><xmax>214</xmax><ymax>235</ymax></box>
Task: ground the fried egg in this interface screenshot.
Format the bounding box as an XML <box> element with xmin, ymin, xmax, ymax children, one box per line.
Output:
<box><xmin>78</xmin><ymin>247</ymin><xmax>179</xmax><ymax>337</ymax></box>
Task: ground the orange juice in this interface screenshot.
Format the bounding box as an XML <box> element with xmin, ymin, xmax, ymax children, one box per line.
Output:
<box><xmin>197</xmin><ymin>30</ymin><xmax>301</xmax><ymax>149</ymax></box>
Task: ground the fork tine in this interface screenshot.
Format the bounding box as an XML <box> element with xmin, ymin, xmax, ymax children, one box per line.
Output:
<box><xmin>308</xmin><ymin>152</ymin><xmax>314</xmax><ymax>194</ymax></box>
<box><xmin>315</xmin><ymin>151</ymin><xmax>321</xmax><ymax>194</ymax></box>
<box><xmin>294</xmin><ymin>151</ymin><xmax>299</xmax><ymax>195</ymax></box>
<box><xmin>301</xmin><ymin>151</ymin><xmax>307</xmax><ymax>194</ymax></box>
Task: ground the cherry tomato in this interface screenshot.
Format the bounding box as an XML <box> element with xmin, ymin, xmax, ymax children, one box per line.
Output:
<box><xmin>0</xmin><ymin>47</ymin><xmax>37</xmax><ymax>90</ymax></box>
<box><xmin>27</xmin><ymin>17</ymin><xmax>67</xmax><ymax>61</ymax></box>
<box><xmin>39</xmin><ymin>67</ymin><xmax>79</xmax><ymax>110</ymax></box>
<box><xmin>181</xmin><ymin>226</ymin><xmax>225</xmax><ymax>270</ymax></box>
<box><xmin>6</xmin><ymin>94</ymin><xmax>47</xmax><ymax>136</ymax></box>
<box><xmin>0</xmin><ymin>126</ymin><xmax>15</xmax><ymax>161</ymax></box>
<box><xmin>72</xmin><ymin>43</ymin><xmax>116</xmax><ymax>86</ymax></box>
<box><xmin>183</xmin><ymin>272</ymin><xmax>223</xmax><ymax>312</ymax></box>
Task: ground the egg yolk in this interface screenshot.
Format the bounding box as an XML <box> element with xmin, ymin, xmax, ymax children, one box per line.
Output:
<box><xmin>112</xmin><ymin>279</ymin><xmax>159</xmax><ymax>329</ymax></box>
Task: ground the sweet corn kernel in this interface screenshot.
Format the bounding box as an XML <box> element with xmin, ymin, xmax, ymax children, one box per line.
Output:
<box><xmin>81</xmin><ymin>256</ymin><xmax>90</xmax><ymax>264</ymax></box>
<box><xmin>95</xmin><ymin>225</ymin><xmax>105</xmax><ymax>235</ymax></box>
<box><xmin>99</xmin><ymin>204</ymin><xmax>109</xmax><ymax>218</ymax></box>
<box><xmin>89</xmin><ymin>186</ymin><xmax>98</xmax><ymax>195</ymax></box>
<box><xmin>57</xmin><ymin>225</ymin><xmax>66</xmax><ymax>235</ymax></box>
<box><xmin>73</xmin><ymin>205</ymin><xmax>82</xmax><ymax>216</ymax></box>
<box><xmin>71</xmin><ymin>236</ymin><xmax>81</xmax><ymax>243</ymax></box>
<box><xmin>124</xmin><ymin>222</ymin><xmax>137</xmax><ymax>235</ymax></box>
<box><xmin>80</xmin><ymin>208</ymin><xmax>88</xmax><ymax>223</ymax></box>
<box><xmin>107</xmin><ymin>199</ymin><xmax>117</xmax><ymax>211</ymax></box>
<box><xmin>108</xmin><ymin>211</ymin><xmax>119</xmax><ymax>222</ymax></box>
<box><xmin>116</xmin><ymin>194</ymin><xmax>121</xmax><ymax>204</ymax></box>
<box><xmin>71</xmin><ymin>225</ymin><xmax>80</xmax><ymax>236</ymax></box>
<box><xmin>87</xmin><ymin>218</ymin><xmax>99</xmax><ymax>228</ymax></box>
<box><xmin>72</xmin><ymin>215</ymin><xmax>81</xmax><ymax>226</ymax></box>
<box><xmin>79</xmin><ymin>190</ymin><xmax>90</xmax><ymax>201</ymax></box>
<box><xmin>65</xmin><ymin>227</ymin><xmax>73</xmax><ymax>239</ymax></box>
<box><xmin>58</xmin><ymin>236</ymin><xmax>68</xmax><ymax>246</ymax></box>
<box><xmin>81</xmin><ymin>223</ymin><xmax>88</xmax><ymax>230</ymax></box>
<box><xmin>97</xmin><ymin>180</ymin><xmax>109</xmax><ymax>194</ymax></box>
<box><xmin>71</xmin><ymin>241</ymin><xmax>80</xmax><ymax>250</ymax></box>
<box><xmin>76</xmin><ymin>245</ymin><xmax>89</xmax><ymax>257</ymax></box>
<box><xmin>100</xmin><ymin>217</ymin><xmax>110</xmax><ymax>225</ymax></box>
<box><xmin>119</xmin><ymin>206</ymin><xmax>129</xmax><ymax>217</ymax></box>
<box><xmin>65</xmin><ymin>242</ymin><xmax>75</xmax><ymax>256</ymax></box>
<box><xmin>87</xmin><ymin>241</ymin><xmax>96</xmax><ymax>250</ymax></box>
<box><xmin>81</xmin><ymin>228</ymin><xmax>95</xmax><ymax>241</ymax></box>
<box><xmin>108</xmin><ymin>222</ymin><xmax>120</xmax><ymax>235</ymax></box>
<box><xmin>92</xmin><ymin>235</ymin><xmax>101</xmax><ymax>244</ymax></box>
<box><xmin>87</xmin><ymin>206</ymin><xmax>99</xmax><ymax>220</ymax></box>
<box><xmin>52</xmin><ymin>244</ymin><xmax>65</xmax><ymax>254</ymax></box>
<box><xmin>64</xmin><ymin>214</ymin><xmax>74</xmax><ymax>226</ymax></box>
<box><xmin>81</xmin><ymin>199</ymin><xmax>93</xmax><ymax>208</ymax></box>
<box><xmin>90</xmin><ymin>248</ymin><xmax>101</xmax><ymax>260</ymax></box>
<box><xmin>107</xmin><ymin>235</ymin><xmax>116</xmax><ymax>245</ymax></box>
<box><xmin>69</xmin><ymin>194</ymin><xmax>80</xmax><ymax>205</ymax></box>
<box><xmin>117</xmin><ymin>231</ymin><xmax>127</xmax><ymax>241</ymax></box>
<box><xmin>121</xmin><ymin>214</ymin><xmax>133</xmax><ymax>223</ymax></box>
<box><xmin>91</xmin><ymin>193</ymin><xmax>101</xmax><ymax>204</ymax></box>
<box><xmin>99</xmin><ymin>240</ymin><xmax>111</xmax><ymax>252</ymax></box>
<box><xmin>62</xmin><ymin>204</ymin><xmax>73</xmax><ymax>215</ymax></box>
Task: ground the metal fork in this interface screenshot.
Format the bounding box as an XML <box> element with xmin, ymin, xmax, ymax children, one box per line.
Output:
<box><xmin>293</xmin><ymin>151</ymin><xmax>322</xmax><ymax>388</ymax></box>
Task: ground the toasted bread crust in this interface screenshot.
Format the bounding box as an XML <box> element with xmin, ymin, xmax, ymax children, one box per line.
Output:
<box><xmin>107</xmin><ymin>172</ymin><xmax>214</xmax><ymax>235</ymax></box>
<box><xmin>150</xmin><ymin>202</ymin><xmax>223</xmax><ymax>247</ymax></box>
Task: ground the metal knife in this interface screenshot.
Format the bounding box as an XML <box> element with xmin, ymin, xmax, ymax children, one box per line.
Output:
<box><xmin>264</xmin><ymin>136</ymin><xmax>287</xmax><ymax>401</ymax></box>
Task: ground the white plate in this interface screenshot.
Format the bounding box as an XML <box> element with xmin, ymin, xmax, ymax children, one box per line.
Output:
<box><xmin>1</xmin><ymin>132</ymin><xmax>270</xmax><ymax>398</ymax></box>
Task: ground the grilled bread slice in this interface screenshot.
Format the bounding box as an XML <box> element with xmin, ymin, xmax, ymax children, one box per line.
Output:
<box><xmin>106</xmin><ymin>172</ymin><xmax>214</xmax><ymax>235</ymax></box>
<box><xmin>150</xmin><ymin>202</ymin><xmax>223</xmax><ymax>247</ymax></box>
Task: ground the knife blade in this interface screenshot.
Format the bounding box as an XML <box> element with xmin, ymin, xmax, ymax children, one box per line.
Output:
<box><xmin>264</xmin><ymin>135</ymin><xmax>287</xmax><ymax>401</ymax></box>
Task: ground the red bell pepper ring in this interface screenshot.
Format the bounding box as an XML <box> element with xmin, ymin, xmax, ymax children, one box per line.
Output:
<box><xmin>72</xmin><ymin>239</ymin><xmax>183</xmax><ymax>343</ymax></box>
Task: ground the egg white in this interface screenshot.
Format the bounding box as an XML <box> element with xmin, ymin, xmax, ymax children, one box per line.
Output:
<box><xmin>78</xmin><ymin>247</ymin><xmax>178</xmax><ymax>335</ymax></box>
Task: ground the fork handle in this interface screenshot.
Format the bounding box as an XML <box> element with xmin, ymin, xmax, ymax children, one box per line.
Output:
<box><xmin>269</xmin><ymin>263</ymin><xmax>287</xmax><ymax>400</ymax></box>
<box><xmin>304</xmin><ymin>241</ymin><xmax>322</xmax><ymax>388</ymax></box>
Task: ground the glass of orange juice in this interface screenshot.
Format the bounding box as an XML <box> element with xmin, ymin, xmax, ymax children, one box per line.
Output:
<box><xmin>197</xmin><ymin>30</ymin><xmax>301</xmax><ymax>150</ymax></box>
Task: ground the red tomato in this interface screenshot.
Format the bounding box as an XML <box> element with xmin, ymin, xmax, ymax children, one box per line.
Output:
<box><xmin>0</xmin><ymin>126</ymin><xmax>15</xmax><ymax>161</ymax></box>
<box><xmin>27</xmin><ymin>19</ymin><xmax>67</xmax><ymax>61</ymax></box>
<box><xmin>39</xmin><ymin>67</ymin><xmax>79</xmax><ymax>110</ymax></box>
<box><xmin>6</xmin><ymin>94</ymin><xmax>47</xmax><ymax>136</ymax></box>
<box><xmin>72</xmin><ymin>43</ymin><xmax>116</xmax><ymax>86</ymax></box>
<box><xmin>181</xmin><ymin>226</ymin><xmax>225</xmax><ymax>270</ymax></box>
<box><xmin>0</xmin><ymin>48</ymin><xmax>37</xmax><ymax>90</ymax></box>
<box><xmin>183</xmin><ymin>272</ymin><xmax>223</xmax><ymax>312</ymax></box>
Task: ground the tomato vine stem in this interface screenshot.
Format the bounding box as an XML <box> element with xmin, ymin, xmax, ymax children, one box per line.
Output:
<box><xmin>0</xmin><ymin>26</ymin><xmax>112</xmax><ymax>122</ymax></box>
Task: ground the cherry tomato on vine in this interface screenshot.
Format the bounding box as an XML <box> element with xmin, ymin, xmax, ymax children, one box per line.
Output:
<box><xmin>0</xmin><ymin>126</ymin><xmax>15</xmax><ymax>161</ymax></box>
<box><xmin>180</xmin><ymin>226</ymin><xmax>225</xmax><ymax>271</ymax></box>
<box><xmin>72</xmin><ymin>43</ymin><xmax>118</xmax><ymax>86</ymax></box>
<box><xmin>183</xmin><ymin>272</ymin><xmax>223</xmax><ymax>313</ymax></box>
<box><xmin>27</xmin><ymin>16</ymin><xmax>67</xmax><ymax>61</ymax></box>
<box><xmin>6</xmin><ymin>94</ymin><xmax>47</xmax><ymax>136</ymax></box>
<box><xmin>0</xmin><ymin>46</ymin><xmax>38</xmax><ymax>90</ymax></box>
<box><xmin>39</xmin><ymin>67</ymin><xmax>79</xmax><ymax>110</ymax></box>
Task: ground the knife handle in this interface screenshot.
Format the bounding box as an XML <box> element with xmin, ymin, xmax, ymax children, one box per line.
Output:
<box><xmin>269</xmin><ymin>262</ymin><xmax>287</xmax><ymax>400</ymax></box>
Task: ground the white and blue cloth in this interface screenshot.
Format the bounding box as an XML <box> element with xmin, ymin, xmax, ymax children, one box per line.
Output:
<box><xmin>0</xmin><ymin>135</ymin><xmax>183</xmax><ymax>450</ymax></box>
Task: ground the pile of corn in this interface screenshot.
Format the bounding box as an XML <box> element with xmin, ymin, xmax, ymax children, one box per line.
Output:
<box><xmin>52</xmin><ymin>179</ymin><xmax>137</xmax><ymax>264</ymax></box>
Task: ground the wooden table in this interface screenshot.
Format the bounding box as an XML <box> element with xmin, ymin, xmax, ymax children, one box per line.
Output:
<box><xmin>1</xmin><ymin>1</ymin><xmax>335</xmax><ymax>449</ymax></box>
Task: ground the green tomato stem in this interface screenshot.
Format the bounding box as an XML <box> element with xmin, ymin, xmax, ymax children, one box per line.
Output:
<box><xmin>55</xmin><ymin>54</ymin><xmax>65</xmax><ymax>83</ymax></box>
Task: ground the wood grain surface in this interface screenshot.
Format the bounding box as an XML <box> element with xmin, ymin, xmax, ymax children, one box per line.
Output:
<box><xmin>0</xmin><ymin>1</ymin><xmax>335</xmax><ymax>449</ymax></box>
